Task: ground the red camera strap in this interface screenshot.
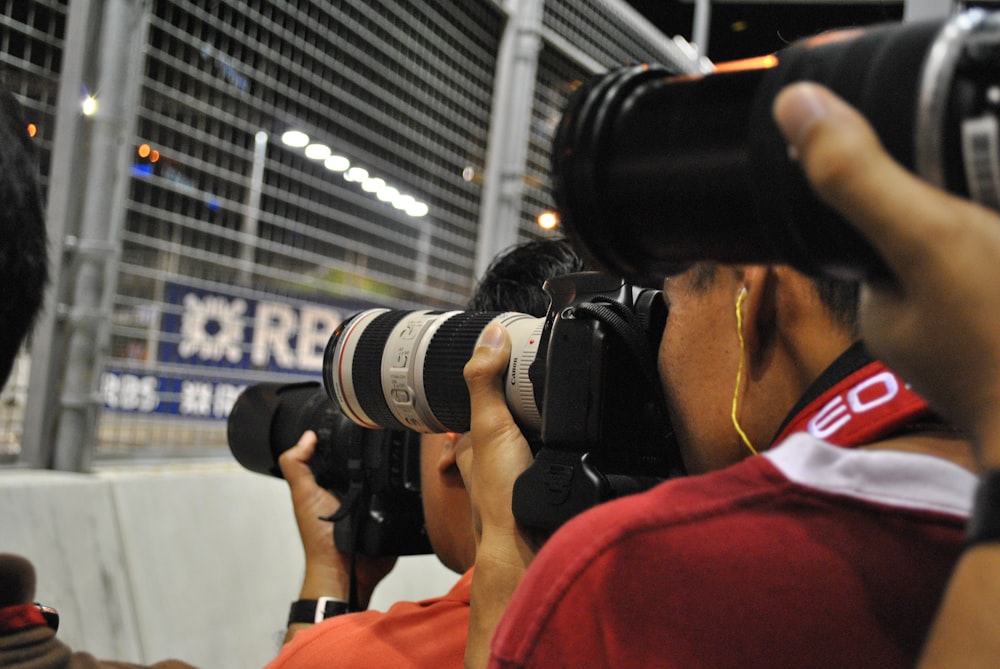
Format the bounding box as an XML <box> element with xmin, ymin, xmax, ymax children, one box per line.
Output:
<box><xmin>0</xmin><ymin>604</ymin><xmax>47</xmax><ymax>634</ymax></box>
<box><xmin>773</xmin><ymin>358</ymin><xmax>932</xmax><ymax>449</ymax></box>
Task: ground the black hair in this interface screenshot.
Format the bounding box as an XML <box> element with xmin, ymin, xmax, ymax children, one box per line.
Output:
<box><xmin>467</xmin><ymin>239</ymin><xmax>586</xmax><ymax>316</ymax></box>
<box><xmin>686</xmin><ymin>262</ymin><xmax>858</xmax><ymax>334</ymax></box>
<box><xmin>0</xmin><ymin>89</ymin><xmax>48</xmax><ymax>388</ymax></box>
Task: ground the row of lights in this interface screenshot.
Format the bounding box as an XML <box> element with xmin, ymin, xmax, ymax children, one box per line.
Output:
<box><xmin>280</xmin><ymin>130</ymin><xmax>429</xmax><ymax>218</ymax></box>
<box><xmin>79</xmin><ymin>94</ymin><xmax>555</xmax><ymax>231</ymax></box>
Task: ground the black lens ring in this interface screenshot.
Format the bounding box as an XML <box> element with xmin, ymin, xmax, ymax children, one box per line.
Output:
<box><xmin>350</xmin><ymin>310</ymin><xmax>411</xmax><ymax>430</ymax></box>
<box><xmin>422</xmin><ymin>312</ymin><xmax>504</xmax><ymax>432</ymax></box>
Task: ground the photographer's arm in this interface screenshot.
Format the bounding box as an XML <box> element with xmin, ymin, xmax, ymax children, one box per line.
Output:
<box><xmin>773</xmin><ymin>81</ymin><xmax>1000</xmax><ymax>669</ymax></box>
<box><xmin>459</xmin><ymin>323</ymin><xmax>537</xmax><ymax>669</ymax></box>
<box><xmin>277</xmin><ymin>431</ymin><xmax>396</xmax><ymax>643</ymax></box>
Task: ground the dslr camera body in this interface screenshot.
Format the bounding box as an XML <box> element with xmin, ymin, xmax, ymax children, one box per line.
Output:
<box><xmin>227</xmin><ymin>381</ymin><xmax>431</xmax><ymax>557</ymax></box>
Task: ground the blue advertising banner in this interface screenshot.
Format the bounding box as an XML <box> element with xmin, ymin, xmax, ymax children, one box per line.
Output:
<box><xmin>103</xmin><ymin>284</ymin><xmax>383</xmax><ymax>419</ymax></box>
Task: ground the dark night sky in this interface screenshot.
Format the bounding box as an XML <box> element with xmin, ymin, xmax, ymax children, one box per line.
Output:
<box><xmin>625</xmin><ymin>1</ymin><xmax>906</xmax><ymax>62</ymax></box>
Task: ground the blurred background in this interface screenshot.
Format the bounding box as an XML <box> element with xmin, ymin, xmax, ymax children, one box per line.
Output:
<box><xmin>0</xmin><ymin>1</ymin><xmax>986</xmax><ymax>667</ymax></box>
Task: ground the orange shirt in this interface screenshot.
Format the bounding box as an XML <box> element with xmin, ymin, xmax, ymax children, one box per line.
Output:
<box><xmin>267</xmin><ymin>569</ymin><xmax>472</xmax><ymax>669</ymax></box>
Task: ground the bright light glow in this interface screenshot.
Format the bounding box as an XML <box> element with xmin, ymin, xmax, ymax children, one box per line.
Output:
<box><xmin>281</xmin><ymin>130</ymin><xmax>310</xmax><ymax>147</ymax></box>
<box><xmin>304</xmin><ymin>143</ymin><xmax>331</xmax><ymax>160</ymax></box>
<box><xmin>406</xmin><ymin>201</ymin><xmax>429</xmax><ymax>217</ymax></box>
<box><xmin>462</xmin><ymin>166</ymin><xmax>476</xmax><ymax>182</ymax></box>
<box><xmin>138</xmin><ymin>143</ymin><xmax>151</xmax><ymax>158</ymax></box>
<box><xmin>27</xmin><ymin>123</ymin><xmax>37</xmax><ymax>138</ymax></box>
<box><xmin>345</xmin><ymin>167</ymin><xmax>369</xmax><ymax>182</ymax></box>
<box><xmin>537</xmin><ymin>211</ymin><xmax>559</xmax><ymax>230</ymax></box>
<box><xmin>81</xmin><ymin>95</ymin><xmax>98</xmax><ymax>116</ymax></box>
<box><xmin>150</xmin><ymin>149</ymin><xmax>160</xmax><ymax>162</ymax></box>
<box><xmin>324</xmin><ymin>155</ymin><xmax>350</xmax><ymax>172</ymax></box>
<box><xmin>376</xmin><ymin>186</ymin><xmax>399</xmax><ymax>203</ymax></box>
<box><xmin>393</xmin><ymin>194</ymin><xmax>415</xmax><ymax>210</ymax></box>
<box><xmin>362</xmin><ymin>177</ymin><xmax>385</xmax><ymax>193</ymax></box>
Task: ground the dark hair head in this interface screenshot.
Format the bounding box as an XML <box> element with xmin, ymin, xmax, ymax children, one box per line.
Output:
<box><xmin>810</xmin><ymin>274</ymin><xmax>860</xmax><ymax>335</ymax></box>
<box><xmin>0</xmin><ymin>89</ymin><xmax>48</xmax><ymax>388</ymax></box>
<box><xmin>685</xmin><ymin>262</ymin><xmax>858</xmax><ymax>334</ymax></box>
<box><xmin>468</xmin><ymin>239</ymin><xmax>586</xmax><ymax>316</ymax></box>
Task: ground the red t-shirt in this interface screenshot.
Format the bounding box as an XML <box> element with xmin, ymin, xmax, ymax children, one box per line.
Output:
<box><xmin>268</xmin><ymin>568</ymin><xmax>472</xmax><ymax>669</ymax></box>
<box><xmin>489</xmin><ymin>436</ymin><xmax>974</xmax><ymax>668</ymax></box>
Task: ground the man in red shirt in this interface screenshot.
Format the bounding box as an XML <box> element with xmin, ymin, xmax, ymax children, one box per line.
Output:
<box><xmin>458</xmin><ymin>125</ymin><xmax>979</xmax><ymax>669</ymax></box>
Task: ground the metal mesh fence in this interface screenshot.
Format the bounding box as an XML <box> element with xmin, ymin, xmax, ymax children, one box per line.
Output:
<box><xmin>1</xmin><ymin>0</ymin><xmax>687</xmax><ymax>465</ymax></box>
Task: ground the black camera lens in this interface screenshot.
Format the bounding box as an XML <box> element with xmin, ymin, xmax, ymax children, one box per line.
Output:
<box><xmin>553</xmin><ymin>10</ymin><xmax>1000</xmax><ymax>283</ymax></box>
<box><xmin>227</xmin><ymin>382</ymin><xmax>432</xmax><ymax>557</ymax></box>
<box><xmin>227</xmin><ymin>381</ymin><xmax>350</xmax><ymax>493</ymax></box>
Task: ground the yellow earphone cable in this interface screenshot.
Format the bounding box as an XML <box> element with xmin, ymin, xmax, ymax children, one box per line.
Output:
<box><xmin>732</xmin><ymin>288</ymin><xmax>758</xmax><ymax>455</ymax></box>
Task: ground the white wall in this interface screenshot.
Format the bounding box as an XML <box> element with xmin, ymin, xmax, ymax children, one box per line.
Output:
<box><xmin>0</xmin><ymin>461</ymin><xmax>458</xmax><ymax>668</ymax></box>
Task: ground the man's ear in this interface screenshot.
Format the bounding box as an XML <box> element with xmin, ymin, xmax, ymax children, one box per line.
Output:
<box><xmin>738</xmin><ymin>265</ymin><xmax>777</xmax><ymax>369</ymax></box>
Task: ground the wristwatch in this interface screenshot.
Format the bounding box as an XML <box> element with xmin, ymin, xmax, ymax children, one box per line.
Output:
<box><xmin>966</xmin><ymin>469</ymin><xmax>1000</xmax><ymax>547</ymax></box>
<box><xmin>287</xmin><ymin>597</ymin><xmax>350</xmax><ymax>625</ymax></box>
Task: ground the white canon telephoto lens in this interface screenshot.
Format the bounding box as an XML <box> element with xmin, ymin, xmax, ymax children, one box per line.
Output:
<box><xmin>323</xmin><ymin>309</ymin><xmax>546</xmax><ymax>434</ymax></box>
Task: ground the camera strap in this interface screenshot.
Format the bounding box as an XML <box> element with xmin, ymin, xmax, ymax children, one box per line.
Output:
<box><xmin>771</xmin><ymin>341</ymin><xmax>938</xmax><ymax>449</ymax></box>
<box><xmin>324</xmin><ymin>474</ymin><xmax>365</xmax><ymax>612</ymax></box>
<box><xmin>571</xmin><ymin>299</ymin><xmax>664</xmax><ymax>405</ymax></box>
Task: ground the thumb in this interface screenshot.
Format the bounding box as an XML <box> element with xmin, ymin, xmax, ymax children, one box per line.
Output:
<box><xmin>278</xmin><ymin>430</ymin><xmax>318</xmax><ymax>483</ymax></box>
<box><xmin>771</xmin><ymin>82</ymin><xmax>988</xmax><ymax>283</ymax></box>
<box><xmin>464</xmin><ymin>322</ymin><xmax>513</xmax><ymax>432</ymax></box>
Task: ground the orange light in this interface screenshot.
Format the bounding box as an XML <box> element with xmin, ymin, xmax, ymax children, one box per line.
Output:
<box><xmin>137</xmin><ymin>143</ymin><xmax>151</xmax><ymax>158</ymax></box>
<box><xmin>804</xmin><ymin>28</ymin><xmax>866</xmax><ymax>50</ymax></box>
<box><xmin>26</xmin><ymin>123</ymin><xmax>37</xmax><ymax>138</ymax></box>
<box><xmin>537</xmin><ymin>211</ymin><xmax>559</xmax><ymax>230</ymax></box>
<box><xmin>712</xmin><ymin>54</ymin><xmax>779</xmax><ymax>73</ymax></box>
<box><xmin>149</xmin><ymin>149</ymin><xmax>160</xmax><ymax>162</ymax></box>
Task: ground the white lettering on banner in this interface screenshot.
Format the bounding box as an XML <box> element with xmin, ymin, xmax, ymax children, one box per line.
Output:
<box><xmin>180</xmin><ymin>380</ymin><xmax>215</xmax><ymax>416</ymax></box>
<box><xmin>101</xmin><ymin>373</ymin><xmax>160</xmax><ymax>412</ymax></box>
<box><xmin>212</xmin><ymin>383</ymin><xmax>246</xmax><ymax>418</ymax></box>
<box><xmin>178</xmin><ymin>293</ymin><xmax>247</xmax><ymax>363</ymax></box>
<box><xmin>251</xmin><ymin>302</ymin><xmax>297</xmax><ymax>368</ymax></box>
<box><xmin>178</xmin><ymin>380</ymin><xmax>247</xmax><ymax>418</ymax></box>
<box><xmin>175</xmin><ymin>289</ymin><xmax>345</xmax><ymax>372</ymax></box>
<box><xmin>808</xmin><ymin>371</ymin><xmax>901</xmax><ymax>440</ymax></box>
<box><xmin>297</xmin><ymin>307</ymin><xmax>342</xmax><ymax>370</ymax></box>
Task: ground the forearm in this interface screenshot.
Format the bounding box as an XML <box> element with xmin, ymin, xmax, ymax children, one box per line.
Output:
<box><xmin>918</xmin><ymin>544</ymin><xmax>1000</xmax><ymax>669</ymax></box>
<box><xmin>465</xmin><ymin>532</ymin><xmax>535</xmax><ymax>669</ymax></box>
<box><xmin>919</xmin><ymin>427</ymin><xmax>1000</xmax><ymax>669</ymax></box>
<box><xmin>281</xmin><ymin>562</ymin><xmax>376</xmax><ymax>646</ymax></box>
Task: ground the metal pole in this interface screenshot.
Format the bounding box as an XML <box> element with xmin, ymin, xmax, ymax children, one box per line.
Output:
<box><xmin>693</xmin><ymin>0</ymin><xmax>711</xmax><ymax>60</ymax></box>
<box><xmin>903</xmin><ymin>0</ymin><xmax>954</xmax><ymax>21</ymax></box>
<box><xmin>473</xmin><ymin>0</ymin><xmax>544</xmax><ymax>279</ymax></box>
<box><xmin>21</xmin><ymin>0</ymin><xmax>98</xmax><ymax>469</ymax></box>
<box><xmin>51</xmin><ymin>0</ymin><xmax>151</xmax><ymax>471</ymax></box>
<box><xmin>238</xmin><ymin>130</ymin><xmax>268</xmax><ymax>286</ymax></box>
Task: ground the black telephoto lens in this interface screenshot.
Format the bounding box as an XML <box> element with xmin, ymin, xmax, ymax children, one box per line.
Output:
<box><xmin>227</xmin><ymin>382</ymin><xmax>349</xmax><ymax>494</ymax></box>
<box><xmin>553</xmin><ymin>10</ymin><xmax>1000</xmax><ymax>283</ymax></box>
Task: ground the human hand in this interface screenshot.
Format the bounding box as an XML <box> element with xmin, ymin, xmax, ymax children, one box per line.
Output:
<box><xmin>0</xmin><ymin>554</ymin><xmax>35</xmax><ymax>608</ymax></box>
<box><xmin>772</xmin><ymin>82</ymin><xmax>1000</xmax><ymax>466</ymax></box>
<box><xmin>458</xmin><ymin>322</ymin><xmax>536</xmax><ymax>548</ymax></box>
<box><xmin>459</xmin><ymin>322</ymin><xmax>537</xmax><ymax>669</ymax></box>
<box><xmin>278</xmin><ymin>431</ymin><xmax>396</xmax><ymax>607</ymax></box>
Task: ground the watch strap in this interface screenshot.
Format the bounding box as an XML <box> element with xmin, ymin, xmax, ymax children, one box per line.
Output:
<box><xmin>966</xmin><ymin>469</ymin><xmax>1000</xmax><ymax>547</ymax></box>
<box><xmin>287</xmin><ymin>597</ymin><xmax>350</xmax><ymax>625</ymax></box>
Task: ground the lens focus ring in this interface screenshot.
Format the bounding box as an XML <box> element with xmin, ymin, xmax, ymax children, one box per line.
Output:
<box><xmin>422</xmin><ymin>312</ymin><xmax>504</xmax><ymax>432</ymax></box>
<box><xmin>352</xmin><ymin>310</ymin><xmax>410</xmax><ymax>430</ymax></box>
